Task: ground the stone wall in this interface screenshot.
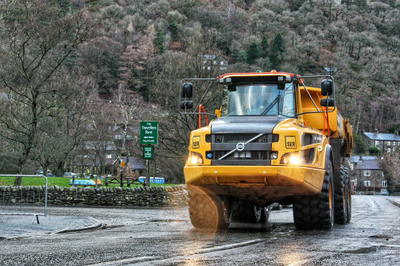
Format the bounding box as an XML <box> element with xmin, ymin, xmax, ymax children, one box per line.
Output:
<box><xmin>0</xmin><ymin>185</ymin><xmax>188</xmax><ymax>207</ymax></box>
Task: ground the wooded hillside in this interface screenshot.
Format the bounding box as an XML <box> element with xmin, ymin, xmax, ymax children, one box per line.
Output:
<box><xmin>0</xmin><ymin>0</ymin><xmax>399</xmax><ymax>181</ymax></box>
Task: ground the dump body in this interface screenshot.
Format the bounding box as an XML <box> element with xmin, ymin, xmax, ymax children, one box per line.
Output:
<box><xmin>183</xmin><ymin>72</ymin><xmax>353</xmax><ymax>207</ymax></box>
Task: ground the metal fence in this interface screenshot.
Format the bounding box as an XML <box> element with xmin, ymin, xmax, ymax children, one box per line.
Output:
<box><xmin>0</xmin><ymin>175</ymin><xmax>48</xmax><ymax>223</ymax></box>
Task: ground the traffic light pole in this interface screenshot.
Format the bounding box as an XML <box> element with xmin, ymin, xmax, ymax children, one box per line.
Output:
<box><xmin>146</xmin><ymin>160</ymin><xmax>150</xmax><ymax>187</ymax></box>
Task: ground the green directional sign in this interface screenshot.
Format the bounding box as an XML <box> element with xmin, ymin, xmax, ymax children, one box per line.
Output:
<box><xmin>140</xmin><ymin>121</ymin><xmax>158</xmax><ymax>145</ymax></box>
<box><xmin>143</xmin><ymin>146</ymin><xmax>154</xmax><ymax>159</ymax></box>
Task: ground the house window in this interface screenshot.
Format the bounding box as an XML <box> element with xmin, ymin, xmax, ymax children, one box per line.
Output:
<box><xmin>375</xmin><ymin>140</ymin><xmax>379</xmax><ymax>146</ymax></box>
<box><xmin>364</xmin><ymin>170</ymin><xmax>371</xmax><ymax>176</ymax></box>
<box><xmin>350</xmin><ymin>164</ymin><xmax>354</xmax><ymax>170</ymax></box>
<box><xmin>364</xmin><ymin>180</ymin><xmax>371</xmax><ymax>187</ymax></box>
<box><xmin>115</xmin><ymin>135</ymin><xmax>122</xmax><ymax>140</ymax></box>
<box><xmin>387</xmin><ymin>141</ymin><xmax>391</xmax><ymax>146</ymax></box>
<box><xmin>382</xmin><ymin>180</ymin><xmax>387</xmax><ymax>187</ymax></box>
<box><xmin>387</xmin><ymin>148</ymin><xmax>391</xmax><ymax>153</ymax></box>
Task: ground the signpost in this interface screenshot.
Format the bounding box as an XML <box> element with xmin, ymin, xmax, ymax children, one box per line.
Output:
<box><xmin>140</xmin><ymin>121</ymin><xmax>158</xmax><ymax>186</ymax></box>
<box><xmin>143</xmin><ymin>146</ymin><xmax>154</xmax><ymax>160</ymax></box>
<box><xmin>140</xmin><ymin>121</ymin><xmax>158</xmax><ymax>145</ymax></box>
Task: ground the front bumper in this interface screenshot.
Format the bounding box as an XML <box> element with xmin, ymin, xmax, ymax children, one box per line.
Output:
<box><xmin>184</xmin><ymin>165</ymin><xmax>325</xmax><ymax>201</ymax></box>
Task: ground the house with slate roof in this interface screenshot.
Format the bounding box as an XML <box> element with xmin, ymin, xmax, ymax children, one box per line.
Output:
<box><xmin>363</xmin><ymin>131</ymin><xmax>400</xmax><ymax>153</ymax></box>
<box><xmin>199</xmin><ymin>55</ymin><xmax>229</xmax><ymax>71</ymax></box>
<box><xmin>348</xmin><ymin>156</ymin><xmax>376</xmax><ymax>171</ymax></box>
<box><xmin>109</xmin><ymin>156</ymin><xmax>146</xmax><ymax>178</ymax></box>
<box><xmin>353</xmin><ymin>156</ymin><xmax>387</xmax><ymax>194</ymax></box>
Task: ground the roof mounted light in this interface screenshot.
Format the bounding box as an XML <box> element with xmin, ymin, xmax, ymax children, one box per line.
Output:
<box><xmin>219</xmin><ymin>77</ymin><xmax>232</xmax><ymax>83</ymax></box>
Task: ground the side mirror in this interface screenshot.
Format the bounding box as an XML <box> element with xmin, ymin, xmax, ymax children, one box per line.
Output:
<box><xmin>321</xmin><ymin>79</ymin><xmax>333</xmax><ymax>96</ymax></box>
<box><xmin>321</xmin><ymin>98</ymin><xmax>335</xmax><ymax>107</ymax></box>
<box><xmin>181</xmin><ymin>83</ymin><xmax>193</xmax><ymax>98</ymax></box>
<box><xmin>180</xmin><ymin>101</ymin><xmax>193</xmax><ymax>110</ymax></box>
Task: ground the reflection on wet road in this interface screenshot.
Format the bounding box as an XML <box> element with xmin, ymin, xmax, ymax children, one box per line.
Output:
<box><xmin>1</xmin><ymin>196</ymin><xmax>399</xmax><ymax>266</ymax></box>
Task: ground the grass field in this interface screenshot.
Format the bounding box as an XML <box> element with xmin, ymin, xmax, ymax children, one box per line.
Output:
<box><xmin>0</xmin><ymin>176</ymin><xmax>177</xmax><ymax>188</ymax></box>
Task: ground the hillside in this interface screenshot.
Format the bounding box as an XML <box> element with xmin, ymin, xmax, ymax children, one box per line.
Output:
<box><xmin>0</xmin><ymin>0</ymin><xmax>399</xmax><ymax>181</ymax></box>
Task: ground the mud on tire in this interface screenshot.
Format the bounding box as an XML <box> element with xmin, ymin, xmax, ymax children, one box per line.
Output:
<box><xmin>188</xmin><ymin>191</ymin><xmax>231</xmax><ymax>229</ymax></box>
<box><xmin>293</xmin><ymin>160</ymin><xmax>334</xmax><ymax>230</ymax></box>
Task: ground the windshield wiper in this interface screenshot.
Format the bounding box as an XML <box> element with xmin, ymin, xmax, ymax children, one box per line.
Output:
<box><xmin>261</xmin><ymin>95</ymin><xmax>281</xmax><ymax>115</ymax></box>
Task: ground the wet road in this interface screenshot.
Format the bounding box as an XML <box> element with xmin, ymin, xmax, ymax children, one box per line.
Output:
<box><xmin>1</xmin><ymin>195</ymin><xmax>400</xmax><ymax>265</ymax></box>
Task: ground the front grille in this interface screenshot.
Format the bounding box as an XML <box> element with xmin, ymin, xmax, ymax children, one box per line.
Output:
<box><xmin>213</xmin><ymin>151</ymin><xmax>270</xmax><ymax>160</ymax></box>
<box><xmin>209</xmin><ymin>133</ymin><xmax>278</xmax><ymax>165</ymax></box>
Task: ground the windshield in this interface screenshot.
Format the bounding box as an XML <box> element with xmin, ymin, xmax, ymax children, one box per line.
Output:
<box><xmin>223</xmin><ymin>83</ymin><xmax>295</xmax><ymax>117</ymax></box>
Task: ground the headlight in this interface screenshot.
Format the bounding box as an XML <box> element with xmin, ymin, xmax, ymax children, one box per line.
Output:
<box><xmin>289</xmin><ymin>156</ymin><xmax>300</xmax><ymax>164</ymax></box>
<box><xmin>190</xmin><ymin>152</ymin><xmax>204</xmax><ymax>164</ymax></box>
<box><xmin>280</xmin><ymin>152</ymin><xmax>299</xmax><ymax>165</ymax></box>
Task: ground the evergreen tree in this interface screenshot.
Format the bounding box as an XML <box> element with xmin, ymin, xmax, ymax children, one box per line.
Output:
<box><xmin>246</xmin><ymin>42</ymin><xmax>261</xmax><ymax>65</ymax></box>
<box><xmin>270</xmin><ymin>33</ymin><xmax>285</xmax><ymax>69</ymax></box>
<box><xmin>388</xmin><ymin>124</ymin><xmax>400</xmax><ymax>134</ymax></box>
<box><xmin>368</xmin><ymin>146</ymin><xmax>381</xmax><ymax>156</ymax></box>
<box><xmin>168</xmin><ymin>23</ymin><xmax>179</xmax><ymax>42</ymax></box>
<box><xmin>260</xmin><ymin>36</ymin><xmax>270</xmax><ymax>58</ymax></box>
<box><xmin>236</xmin><ymin>50</ymin><xmax>247</xmax><ymax>63</ymax></box>
<box><xmin>353</xmin><ymin>134</ymin><xmax>367</xmax><ymax>154</ymax></box>
<box><xmin>273</xmin><ymin>33</ymin><xmax>285</xmax><ymax>53</ymax></box>
<box><xmin>154</xmin><ymin>27</ymin><xmax>167</xmax><ymax>54</ymax></box>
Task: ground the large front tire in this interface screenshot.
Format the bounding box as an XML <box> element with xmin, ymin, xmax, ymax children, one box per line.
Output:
<box><xmin>293</xmin><ymin>160</ymin><xmax>335</xmax><ymax>230</ymax></box>
<box><xmin>188</xmin><ymin>192</ymin><xmax>231</xmax><ymax>229</ymax></box>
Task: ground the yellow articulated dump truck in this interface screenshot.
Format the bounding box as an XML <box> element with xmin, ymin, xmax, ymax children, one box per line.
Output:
<box><xmin>179</xmin><ymin>71</ymin><xmax>353</xmax><ymax>230</ymax></box>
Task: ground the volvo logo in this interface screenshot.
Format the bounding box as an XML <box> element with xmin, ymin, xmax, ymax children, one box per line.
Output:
<box><xmin>236</xmin><ymin>142</ymin><xmax>245</xmax><ymax>152</ymax></box>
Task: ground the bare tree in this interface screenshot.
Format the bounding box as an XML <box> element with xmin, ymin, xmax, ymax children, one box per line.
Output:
<box><xmin>77</xmin><ymin>36</ymin><xmax>124</xmax><ymax>97</ymax></box>
<box><xmin>380</xmin><ymin>151</ymin><xmax>400</xmax><ymax>192</ymax></box>
<box><xmin>29</xmin><ymin>69</ymin><xmax>97</xmax><ymax>176</ymax></box>
<box><xmin>118</xmin><ymin>24</ymin><xmax>155</xmax><ymax>99</ymax></box>
<box><xmin>83</xmin><ymin>96</ymin><xmax>119</xmax><ymax>176</ymax></box>
<box><xmin>0</xmin><ymin>0</ymin><xmax>99</xmax><ymax>178</ymax></box>
<box><xmin>112</xmin><ymin>84</ymin><xmax>146</xmax><ymax>171</ymax></box>
<box><xmin>148</xmin><ymin>29</ymin><xmax>224</xmax><ymax>182</ymax></box>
